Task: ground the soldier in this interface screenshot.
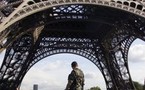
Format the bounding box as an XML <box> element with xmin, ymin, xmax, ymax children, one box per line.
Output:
<box><xmin>65</xmin><ymin>61</ymin><xmax>84</xmax><ymax>90</ymax></box>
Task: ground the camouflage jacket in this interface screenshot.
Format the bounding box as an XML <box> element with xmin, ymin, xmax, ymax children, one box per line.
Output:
<box><xmin>65</xmin><ymin>68</ymin><xmax>84</xmax><ymax>90</ymax></box>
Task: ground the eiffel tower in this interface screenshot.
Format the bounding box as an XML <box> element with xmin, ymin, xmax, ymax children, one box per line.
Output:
<box><xmin>0</xmin><ymin>0</ymin><xmax>145</xmax><ymax>90</ymax></box>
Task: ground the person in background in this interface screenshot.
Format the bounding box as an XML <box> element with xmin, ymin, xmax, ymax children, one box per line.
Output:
<box><xmin>65</xmin><ymin>61</ymin><xmax>84</xmax><ymax>90</ymax></box>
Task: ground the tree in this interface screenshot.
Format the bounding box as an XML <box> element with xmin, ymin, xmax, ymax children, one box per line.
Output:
<box><xmin>88</xmin><ymin>86</ymin><xmax>101</xmax><ymax>90</ymax></box>
<box><xmin>87</xmin><ymin>81</ymin><xmax>143</xmax><ymax>90</ymax></box>
<box><xmin>133</xmin><ymin>81</ymin><xmax>143</xmax><ymax>90</ymax></box>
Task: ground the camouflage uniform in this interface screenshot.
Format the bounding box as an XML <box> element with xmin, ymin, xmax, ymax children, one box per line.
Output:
<box><xmin>65</xmin><ymin>68</ymin><xmax>84</xmax><ymax>90</ymax></box>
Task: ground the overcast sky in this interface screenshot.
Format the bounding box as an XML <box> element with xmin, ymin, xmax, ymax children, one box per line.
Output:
<box><xmin>0</xmin><ymin>39</ymin><xmax>145</xmax><ymax>90</ymax></box>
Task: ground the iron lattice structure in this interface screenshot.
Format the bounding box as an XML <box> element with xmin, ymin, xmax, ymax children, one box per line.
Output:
<box><xmin>0</xmin><ymin>0</ymin><xmax>145</xmax><ymax>90</ymax></box>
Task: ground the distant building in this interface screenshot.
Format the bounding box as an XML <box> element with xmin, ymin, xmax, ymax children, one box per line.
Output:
<box><xmin>33</xmin><ymin>84</ymin><xmax>38</xmax><ymax>90</ymax></box>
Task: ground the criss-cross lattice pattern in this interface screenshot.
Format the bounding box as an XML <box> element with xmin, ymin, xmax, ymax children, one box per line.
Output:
<box><xmin>0</xmin><ymin>0</ymin><xmax>145</xmax><ymax>90</ymax></box>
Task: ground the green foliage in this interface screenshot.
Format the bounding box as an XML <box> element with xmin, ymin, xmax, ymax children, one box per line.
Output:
<box><xmin>133</xmin><ymin>81</ymin><xmax>143</xmax><ymax>90</ymax></box>
<box><xmin>88</xmin><ymin>86</ymin><xmax>101</xmax><ymax>90</ymax></box>
<box><xmin>87</xmin><ymin>81</ymin><xmax>144</xmax><ymax>90</ymax></box>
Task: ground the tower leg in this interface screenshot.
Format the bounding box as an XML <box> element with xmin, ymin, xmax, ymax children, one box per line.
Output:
<box><xmin>0</xmin><ymin>33</ymin><xmax>34</xmax><ymax>90</ymax></box>
<box><xmin>102</xmin><ymin>30</ymin><xmax>136</xmax><ymax>90</ymax></box>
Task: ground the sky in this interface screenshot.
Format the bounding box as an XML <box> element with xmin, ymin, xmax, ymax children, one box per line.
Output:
<box><xmin>0</xmin><ymin>39</ymin><xmax>145</xmax><ymax>90</ymax></box>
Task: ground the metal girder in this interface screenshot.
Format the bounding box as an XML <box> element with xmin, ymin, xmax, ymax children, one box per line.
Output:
<box><xmin>0</xmin><ymin>0</ymin><xmax>145</xmax><ymax>90</ymax></box>
<box><xmin>0</xmin><ymin>0</ymin><xmax>145</xmax><ymax>52</ymax></box>
<box><xmin>102</xmin><ymin>32</ymin><xmax>136</xmax><ymax>90</ymax></box>
<box><xmin>0</xmin><ymin>32</ymin><xmax>34</xmax><ymax>90</ymax></box>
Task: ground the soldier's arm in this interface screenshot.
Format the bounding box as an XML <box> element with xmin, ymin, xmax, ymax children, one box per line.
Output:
<box><xmin>65</xmin><ymin>80</ymin><xmax>73</xmax><ymax>90</ymax></box>
<box><xmin>65</xmin><ymin>73</ymin><xmax>74</xmax><ymax>90</ymax></box>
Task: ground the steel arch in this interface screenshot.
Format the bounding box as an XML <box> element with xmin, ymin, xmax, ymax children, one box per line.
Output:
<box><xmin>0</xmin><ymin>0</ymin><xmax>145</xmax><ymax>90</ymax></box>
